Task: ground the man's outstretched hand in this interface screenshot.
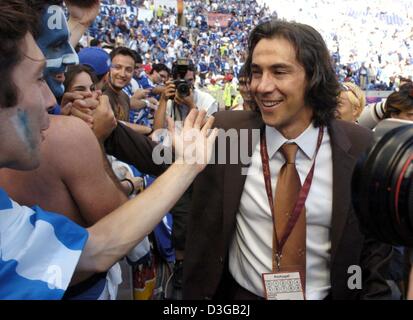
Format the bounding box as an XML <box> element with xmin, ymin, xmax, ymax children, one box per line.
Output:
<box><xmin>168</xmin><ymin>109</ymin><xmax>218</xmax><ymax>173</ymax></box>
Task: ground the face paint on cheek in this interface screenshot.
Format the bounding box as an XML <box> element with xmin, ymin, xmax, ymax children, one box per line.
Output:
<box><xmin>11</xmin><ymin>109</ymin><xmax>37</xmax><ymax>151</ymax></box>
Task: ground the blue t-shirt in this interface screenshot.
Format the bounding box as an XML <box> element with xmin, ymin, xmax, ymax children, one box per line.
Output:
<box><xmin>159</xmin><ymin>38</ymin><xmax>168</xmax><ymax>49</ymax></box>
<box><xmin>0</xmin><ymin>188</ymin><xmax>88</xmax><ymax>300</ymax></box>
<box><xmin>141</xmin><ymin>28</ymin><xmax>150</xmax><ymax>38</ymax></box>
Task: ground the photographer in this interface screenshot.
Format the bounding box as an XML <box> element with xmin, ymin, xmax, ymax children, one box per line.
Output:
<box><xmin>358</xmin><ymin>77</ymin><xmax>413</xmax><ymax>129</ymax></box>
<box><xmin>353</xmin><ymin>117</ymin><xmax>413</xmax><ymax>299</ymax></box>
<box><xmin>152</xmin><ymin>59</ymin><xmax>218</xmax><ymax>299</ymax></box>
<box><xmin>383</xmin><ymin>83</ymin><xmax>413</xmax><ymax>121</ymax></box>
<box><xmin>153</xmin><ymin>59</ymin><xmax>218</xmax><ymax>130</ymax></box>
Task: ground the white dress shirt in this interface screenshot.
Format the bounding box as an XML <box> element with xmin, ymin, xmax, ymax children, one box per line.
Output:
<box><xmin>229</xmin><ymin>123</ymin><xmax>333</xmax><ymax>300</ymax></box>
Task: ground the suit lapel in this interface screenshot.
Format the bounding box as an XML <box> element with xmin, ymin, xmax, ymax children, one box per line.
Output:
<box><xmin>222</xmin><ymin>113</ymin><xmax>264</xmax><ymax>245</ymax></box>
<box><xmin>329</xmin><ymin>120</ymin><xmax>356</xmax><ymax>264</ymax></box>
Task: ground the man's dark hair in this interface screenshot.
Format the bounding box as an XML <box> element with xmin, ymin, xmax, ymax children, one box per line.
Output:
<box><xmin>186</xmin><ymin>62</ymin><xmax>197</xmax><ymax>74</ymax></box>
<box><xmin>0</xmin><ymin>0</ymin><xmax>38</xmax><ymax>108</ymax></box>
<box><xmin>75</xmin><ymin>43</ymin><xmax>84</xmax><ymax>53</ymax></box>
<box><xmin>171</xmin><ymin>59</ymin><xmax>196</xmax><ymax>79</ymax></box>
<box><xmin>399</xmin><ymin>76</ymin><xmax>412</xmax><ymax>84</ymax></box>
<box><xmin>90</xmin><ymin>38</ymin><xmax>101</xmax><ymax>47</ymax></box>
<box><xmin>245</xmin><ymin>19</ymin><xmax>339</xmax><ymax>127</ymax></box>
<box><xmin>135</xmin><ymin>53</ymin><xmax>143</xmax><ymax>65</ymax></box>
<box><xmin>384</xmin><ymin>83</ymin><xmax>413</xmax><ymax>118</ymax></box>
<box><xmin>64</xmin><ymin>64</ymin><xmax>98</xmax><ymax>92</ymax></box>
<box><xmin>110</xmin><ymin>46</ymin><xmax>138</xmax><ymax>63</ymax></box>
<box><xmin>130</xmin><ymin>49</ymin><xmax>143</xmax><ymax>65</ymax></box>
<box><xmin>150</xmin><ymin>63</ymin><xmax>171</xmax><ymax>76</ymax></box>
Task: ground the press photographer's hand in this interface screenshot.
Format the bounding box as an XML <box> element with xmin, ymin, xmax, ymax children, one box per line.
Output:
<box><xmin>174</xmin><ymin>89</ymin><xmax>196</xmax><ymax>110</ymax></box>
<box><xmin>161</xmin><ymin>80</ymin><xmax>176</xmax><ymax>101</ymax></box>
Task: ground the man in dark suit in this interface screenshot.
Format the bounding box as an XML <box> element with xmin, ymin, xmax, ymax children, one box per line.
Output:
<box><xmin>183</xmin><ymin>19</ymin><xmax>392</xmax><ymax>300</ymax></box>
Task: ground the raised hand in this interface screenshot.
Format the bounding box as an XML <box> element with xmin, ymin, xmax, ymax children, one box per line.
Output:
<box><xmin>160</xmin><ymin>80</ymin><xmax>176</xmax><ymax>101</ymax></box>
<box><xmin>65</xmin><ymin>0</ymin><xmax>100</xmax><ymax>27</ymax></box>
<box><xmin>167</xmin><ymin>109</ymin><xmax>218</xmax><ymax>173</ymax></box>
<box><xmin>66</xmin><ymin>0</ymin><xmax>101</xmax><ymax>47</ymax></box>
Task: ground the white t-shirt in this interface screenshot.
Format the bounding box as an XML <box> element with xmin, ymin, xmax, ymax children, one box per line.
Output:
<box><xmin>166</xmin><ymin>89</ymin><xmax>218</xmax><ymax>121</ymax></box>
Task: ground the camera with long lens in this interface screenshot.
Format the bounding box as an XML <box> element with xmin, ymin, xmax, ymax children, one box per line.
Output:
<box><xmin>357</xmin><ymin>100</ymin><xmax>386</xmax><ymax>129</ymax></box>
<box><xmin>172</xmin><ymin>58</ymin><xmax>192</xmax><ymax>98</ymax></box>
<box><xmin>352</xmin><ymin>119</ymin><xmax>413</xmax><ymax>246</ymax></box>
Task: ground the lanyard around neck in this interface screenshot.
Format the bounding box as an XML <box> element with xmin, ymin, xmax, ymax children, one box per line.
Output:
<box><xmin>260</xmin><ymin>126</ymin><xmax>324</xmax><ymax>271</ymax></box>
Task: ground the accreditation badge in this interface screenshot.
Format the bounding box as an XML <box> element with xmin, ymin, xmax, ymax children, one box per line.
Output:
<box><xmin>262</xmin><ymin>271</ymin><xmax>305</xmax><ymax>300</ymax></box>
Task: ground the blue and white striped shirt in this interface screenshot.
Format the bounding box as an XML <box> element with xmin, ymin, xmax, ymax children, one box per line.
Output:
<box><xmin>0</xmin><ymin>188</ymin><xmax>88</xmax><ymax>300</ymax></box>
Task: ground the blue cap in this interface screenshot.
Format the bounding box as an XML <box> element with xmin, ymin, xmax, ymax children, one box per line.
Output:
<box><xmin>78</xmin><ymin>47</ymin><xmax>111</xmax><ymax>77</ymax></box>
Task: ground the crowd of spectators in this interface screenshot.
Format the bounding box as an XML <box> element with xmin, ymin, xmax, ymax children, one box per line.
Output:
<box><xmin>2</xmin><ymin>0</ymin><xmax>413</xmax><ymax>302</ymax></box>
<box><xmin>257</xmin><ymin>0</ymin><xmax>413</xmax><ymax>90</ymax></box>
<box><xmin>77</xmin><ymin>0</ymin><xmax>412</xmax><ymax>92</ymax></box>
<box><xmin>79</xmin><ymin>0</ymin><xmax>273</xmax><ymax>86</ymax></box>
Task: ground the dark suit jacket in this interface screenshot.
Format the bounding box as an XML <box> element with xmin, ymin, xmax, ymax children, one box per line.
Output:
<box><xmin>104</xmin><ymin>122</ymin><xmax>168</xmax><ymax>177</ymax></box>
<box><xmin>183</xmin><ymin>111</ymin><xmax>392</xmax><ymax>300</ymax></box>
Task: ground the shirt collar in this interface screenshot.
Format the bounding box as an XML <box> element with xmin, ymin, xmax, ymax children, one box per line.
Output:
<box><xmin>265</xmin><ymin>122</ymin><xmax>320</xmax><ymax>160</ymax></box>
